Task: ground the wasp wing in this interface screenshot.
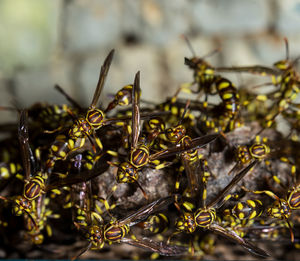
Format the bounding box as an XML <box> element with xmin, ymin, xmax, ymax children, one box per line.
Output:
<box><xmin>215</xmin><ymin>66</ymin><xmax>281</xmax><ymax>76</ymax></box>
<box><xmin>90</xmin><ymin>49</ymin><xmax>114</xmax><ymax>109</ymax></box>
<box><xmin>207</xmin><ymin>160</ymin><xmax>257</xmax><ymax>209</ymax></box>
<box><xmin>210</xmin><ymin>223</ymin><xmax>270</xmax><ymax>258</ymax></box>
<box><xmin>18</xmin><ymin>110</ymin><xmax>33</xmax><ymax>180</ymax></box>
<box><xmin>150</xmin><ymin>134</ymin><xmax>219</xmax><ymax>160</ymax></box>
<box><xmin>121</xmin><ymin>237</ymin><xmax>186</xmax><ymax>256</ymax></box>
<box><xmin>131</xmin><ymin>71</ymin><xmax>141</xmax><ymax>149</ymax></box>
<box><xmin>118</xmin><ymin>195</ymin><xmax>178</xmax><ymax>227</ymax></box>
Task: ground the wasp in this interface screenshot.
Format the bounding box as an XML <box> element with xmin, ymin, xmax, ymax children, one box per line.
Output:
<box><xmin>171</xmin><ymin>160</ymin><xmax>270</xmax><ymax>258</ymax></box>
<box><xmin>3</xmin><ymin>111</ymin><xmax>107</xmax><ymax>223</ymax></box>
<box><xmin>72</xmin><ymin>195</ymin><xmax>186</xmax><ymax>259</ymax></box>
<box><xmin>227</xmin><ymin>135</ymin><xmax>270</xmax><ymax>176</ymax></box>
<box><xmin>242</xmin><ymin>180</ymin><xmax>300</xmax><ymax>243</ymax></box>
<box><xmin>218</xmin><ymin>39</ymin><xmax>300</xmax><ymax>134</ymax></box>
<box><xmin>180</xmin><ymin>36</ymin><xmax>240</xmax><ymax>132</ymax></box>
<box><xmin>162</xmin><ymin>101</ymin><xmax>216</xmax><ymax>199</ymax></box>
<box><xmin>23</xmin><ymin>195</ymin><xmax>59</xmax><ymax>245</ymax></box>
<box><xmin>46</xmin><ymin>50</ymin><xmax>126</xmax><ymax>170</ymax></box>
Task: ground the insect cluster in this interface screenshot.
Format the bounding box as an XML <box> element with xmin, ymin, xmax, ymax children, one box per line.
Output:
<box><xmin>0</xmin><ymin>39</ymin><xmax>299</xmax><ymax>260</ymax></box>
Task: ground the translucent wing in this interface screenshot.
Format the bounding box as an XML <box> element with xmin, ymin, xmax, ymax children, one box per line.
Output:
<box><xmin>121</xmin><ymin>237</ymin><xmax>186</xmax><ymax>256</ymax></box>
<box><xmin>18</xmin><ymin>110</ymin><xmax>32</xmax><ymax>180</ymax></box>
<box><xmin>207</xmin><ymin>160</ymin><xmax>257</xmax><ymax>209</ymax></box>
<box><xmin>118</xmin><ymin>195</ymin><xmax>178</xmax><ymax>227</ymax></box>
<box><xmin>150</xmin><ymin>134</ymin><xmax>219</xmax><ymax>160</ymax></box>
<box><xmin>215</xmin><ymin>65</ymin><xmax>281</xmax><ymax>76</ymax></box>
<box><xmin>131</xmin><ymin>71</ymin><xmax>141</xmax><ymax>149</ymax></box>
<box><xmin>210</xmin><ymin>223</ymin><xmax>270</xmax><ymax>258</ymax></box>
<box><xmin>90</xmin><ymin>49</ymin><xmax>115</xmax><ymax>109</ymax></box>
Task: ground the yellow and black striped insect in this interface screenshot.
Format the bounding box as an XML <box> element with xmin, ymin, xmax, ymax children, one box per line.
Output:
<box><xmin>7</xmin><ymin>111</ymin><xmax>105</xmax><ymax>221</ymax></box>
<box><xmin>181</xmin><ymin>37</ymin><xmax>240</xmax><ymax>132</ymax></box>
<box><xmin>10</xmin><ymin>110</ymin><xmax>48</xmax><ymax>215</ymax></box>
<box><xmin>227</xmin><ymin>136</ymin><xmax>270</xmax><ymax>176</ymax></box>
<box><xmin>162</xmin><ymin>101</ymin><xmax>216</xmax><ymax>199</ymax></box>
<box><xmin>218</xmin><ymin>39</ymin><xmax>300</xmax><ymax>134</ymax></box>
<box><xmin>242</xmin><ymin>182</ymin><xmax>300</xmax><ymax>243</ymax></box>
<box><xmin>72</xmin><ymin>195</ymin><xmax>186</xmax><ymax>259</ymax></box>
<box><xmin>107</xmin><ymin>72</ymin><xmax>150</xmax><ymax>198</ymax></box>
<box><xmin>63</xmin><ymin>151</ymin><xmax>113</xmax><ymax>229</ymax></box>
<box><xmin>0</xmin><ymin>111</ymin><xmax>50</xmax><ymax>230</ymax></box>
<box><xmin>46</xmin><ymin>50</ymin><xmax>124</xmax><ymax>170</ymax></box>
<box><xmin>171</xmin><ymin>160</ymin><xmax>269</xmax><ymax>258</ymax></box>
<box><xmin>23</xmin><ymin>194</ymin><xmax>60</xmax><ymax>245</ymax></box>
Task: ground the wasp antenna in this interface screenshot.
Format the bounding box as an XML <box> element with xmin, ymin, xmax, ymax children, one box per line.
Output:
<box><xmin>66</xmin><ymin>108</ymin><xmax>77</xmax><ymax>121</ymax></box>
<box><xmin>178</xmin><ymin>99</ymin><xmax>191</xmax><ymax>125</ymax></box>
<box><xmin>71</xmin><ymin>242</ymin><xmax>92</xmax><ymax>261</ymax></box>
<box><xmin>181</xmin><ymin>34</ymin><xmax>197</xmax><ymax>57</ymax></box>
<box><xmin>134</xmin><ymin>178</ymin><xmax>149</xmax><ymax>200</ymax></box>
<box><xmin>107</xmin><ymin>161</ymin><xmax>119</xmax><ymax>168</ymax></box>
<box><xmin>284</xmin><ymin>37</ymin><xmax>289</xmax><ymax>61</ymax></box>
<box><xmin>285</xmin><ymin>217</ymin><xmax>295</xmax><ymax>243</ymax></box>
<box><xmin>202</xmin><ymin>48</ymin><xmax>220</xmax><ymax>60</ymax></box>
<box><xmin>54</xmin><ymin>84</ymin><xmax>82</xmax><ymax>109</ymax></box>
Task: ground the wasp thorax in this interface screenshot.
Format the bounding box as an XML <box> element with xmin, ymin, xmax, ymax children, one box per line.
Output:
<box><xmin>268</xmin><ymin>199</ymin><xmax>291</xmax><ymax>219</ymax></box>
<box><xmin>130</xmin><ymin>145</ymin><xmax>150</xmax><ymax>168</ymax></box>
<box><xmin>194</xmin><ymin>209</ymin><xmax>216</xmax><ymax>228</ymax></box>
<box><xmin>117</xmin><ymin>162</ymin><xmax>138</xmax><ymax>183</ymax></box>
<box><xmin>69</xmin><ymin>118</ymin><xmax>92</xmax><ymax>138</ymax></box>
<box><xmin>13</xmin><ymin>196</ymin><xmax>32</xmax><ymax>215</ymax></box>
<box><xmin>176</xmin><ymin>212</ymin><xmax>196</xmax><ymax>233</ymax></box>
<box><xmin>89</xmin><ymin>225</ymin><xmax>104</xmax><ymax>248</ymax></box>
<box><xmin>232</xmin><ymin>200</ymin><xmax>263</xmax><ymax>220</ymax></box>
<box><xmin>237</xmin><ymin>145</ymin><xmax>251</xmax><ymax>164</ymax></box>
<box><xmin>86</xmin><ymin>109</ymin><xmax>105</xmax><ymax>128</ymax></box>
<box><xmin>165</xmin><ymin>125</ymin><xmax>186</xmax><ymax>143</ymax></box>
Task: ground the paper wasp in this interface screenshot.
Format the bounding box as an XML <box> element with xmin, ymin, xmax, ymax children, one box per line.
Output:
<box><xmin>23</xmin><ymin>194</ymin><xmax>59</xmax><ymax>245</ymax></box>
<box><xmin>227</xmin><ymin>135</ymin><xmax>270</xmax><ymax>176</ymax></box>
<box><xmin>180</xmin><ymin>36</ymin><xmax>240</xmax><ymax>132</ymax></box>
<box><xmin>161</xmin><ymin>100</ymin><xmax>216</xmax><ymax>199</ymax></box>
<box><xmin>242</xmin><ymin>179</ymin><xmax>300</xmax><ymax>243</ymax></box>
<box><xmin>219</xmin><ymin>39</ymin><xmax>300</xmax><ymax>134</ymax></box>
<box><xmin>1</xmin><ymin>110</ymin><xmax>109</xmax><ymax>223</ymax></box>
<box><xmin>72</xmin><ymin>195</ymin><xmax>186</xmax><ymax>259</ymax></box>
<box><xmin>46</xmin><ymin>50</ymin><xmax>120</xmax><ymax>170</ymax></box>
<box><xmin>171</xmin><ymin>160</ymin><xmax>270</xmax><ymax>258</ymax></box>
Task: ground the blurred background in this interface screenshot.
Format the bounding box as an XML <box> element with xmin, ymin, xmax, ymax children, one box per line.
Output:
<box><xmin>1</xmin><ymin>0</ymin><xmax>300</xmax><ymax>122</ymax></box>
